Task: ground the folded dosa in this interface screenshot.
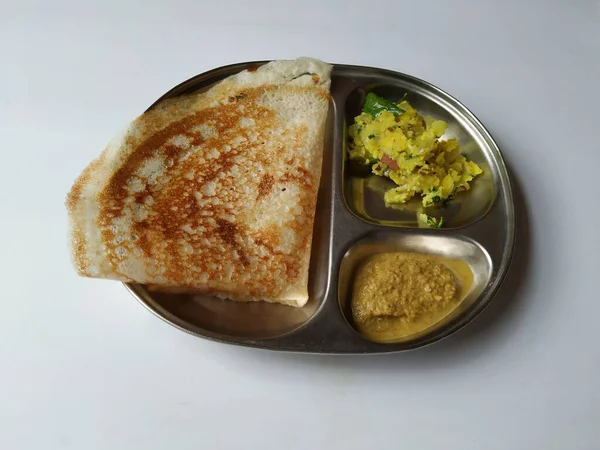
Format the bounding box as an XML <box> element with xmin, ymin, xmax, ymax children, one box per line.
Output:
<box><xmin>66</xmin><ymin>58</ymin><xmax>332</xmax><ymax>307</ymax></box>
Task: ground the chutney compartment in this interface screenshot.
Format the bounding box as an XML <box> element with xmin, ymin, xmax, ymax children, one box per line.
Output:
<box><xmin>337</xmin><ymin>231</ymin><xmax>493</xmax><ymax>344</ymax></box>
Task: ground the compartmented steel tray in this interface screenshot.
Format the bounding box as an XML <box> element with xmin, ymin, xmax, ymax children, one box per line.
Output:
<box><xmin>125</xmin><ymin>61</ymin><xmax>515</xmax><ymax>354</ymax></box>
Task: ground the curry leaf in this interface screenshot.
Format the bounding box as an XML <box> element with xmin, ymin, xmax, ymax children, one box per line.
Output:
<box><xmin>363</xmin><ymin>93</ymin><xmax>405</xmax><ymax>119</ymax></box>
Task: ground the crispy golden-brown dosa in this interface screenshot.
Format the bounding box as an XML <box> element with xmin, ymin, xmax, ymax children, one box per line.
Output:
<box><xmin>66</xmin><ymin>58</ymin><xmax>332</xmax><ymax>307</ymax></box>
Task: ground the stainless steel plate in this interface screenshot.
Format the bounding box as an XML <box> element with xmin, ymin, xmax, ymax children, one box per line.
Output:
<box><xmin>125</xmin><ymin>61</ymin><xmax>515</xmax><ymax>354</ymax></box>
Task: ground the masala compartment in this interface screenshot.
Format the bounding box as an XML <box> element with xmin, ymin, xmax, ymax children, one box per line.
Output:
<box><xmin>338</xmin><ymin>232</ymin><xmax>492</xmax><ymax>343</ymax></box>
<box><xmin>342</xmin><ymin>83</ymin><xmax>496</xmax><ymax>229</ymax></box>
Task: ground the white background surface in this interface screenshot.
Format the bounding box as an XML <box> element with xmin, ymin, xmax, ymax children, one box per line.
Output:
<box><xmin>1</xmin><ymin>0</ymin><xmax>599</xmax><ymax>448</ymax></box>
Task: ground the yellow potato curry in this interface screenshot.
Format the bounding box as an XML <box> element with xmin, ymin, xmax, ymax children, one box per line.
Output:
<box><xmin>348</xmin><ymin>93</ymin><xmax>482</xmax><ymax>207</ymax></box>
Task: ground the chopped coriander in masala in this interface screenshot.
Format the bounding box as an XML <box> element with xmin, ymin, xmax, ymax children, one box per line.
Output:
<box><xmin>418</xmin><ymin>213</ymin><xmax>445</xmax><ymax>228</ymax></box>
<box><xmin>348</xmin><ymin>93</ymin><xmax>483</xmax><ymax>208</ymax></box>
